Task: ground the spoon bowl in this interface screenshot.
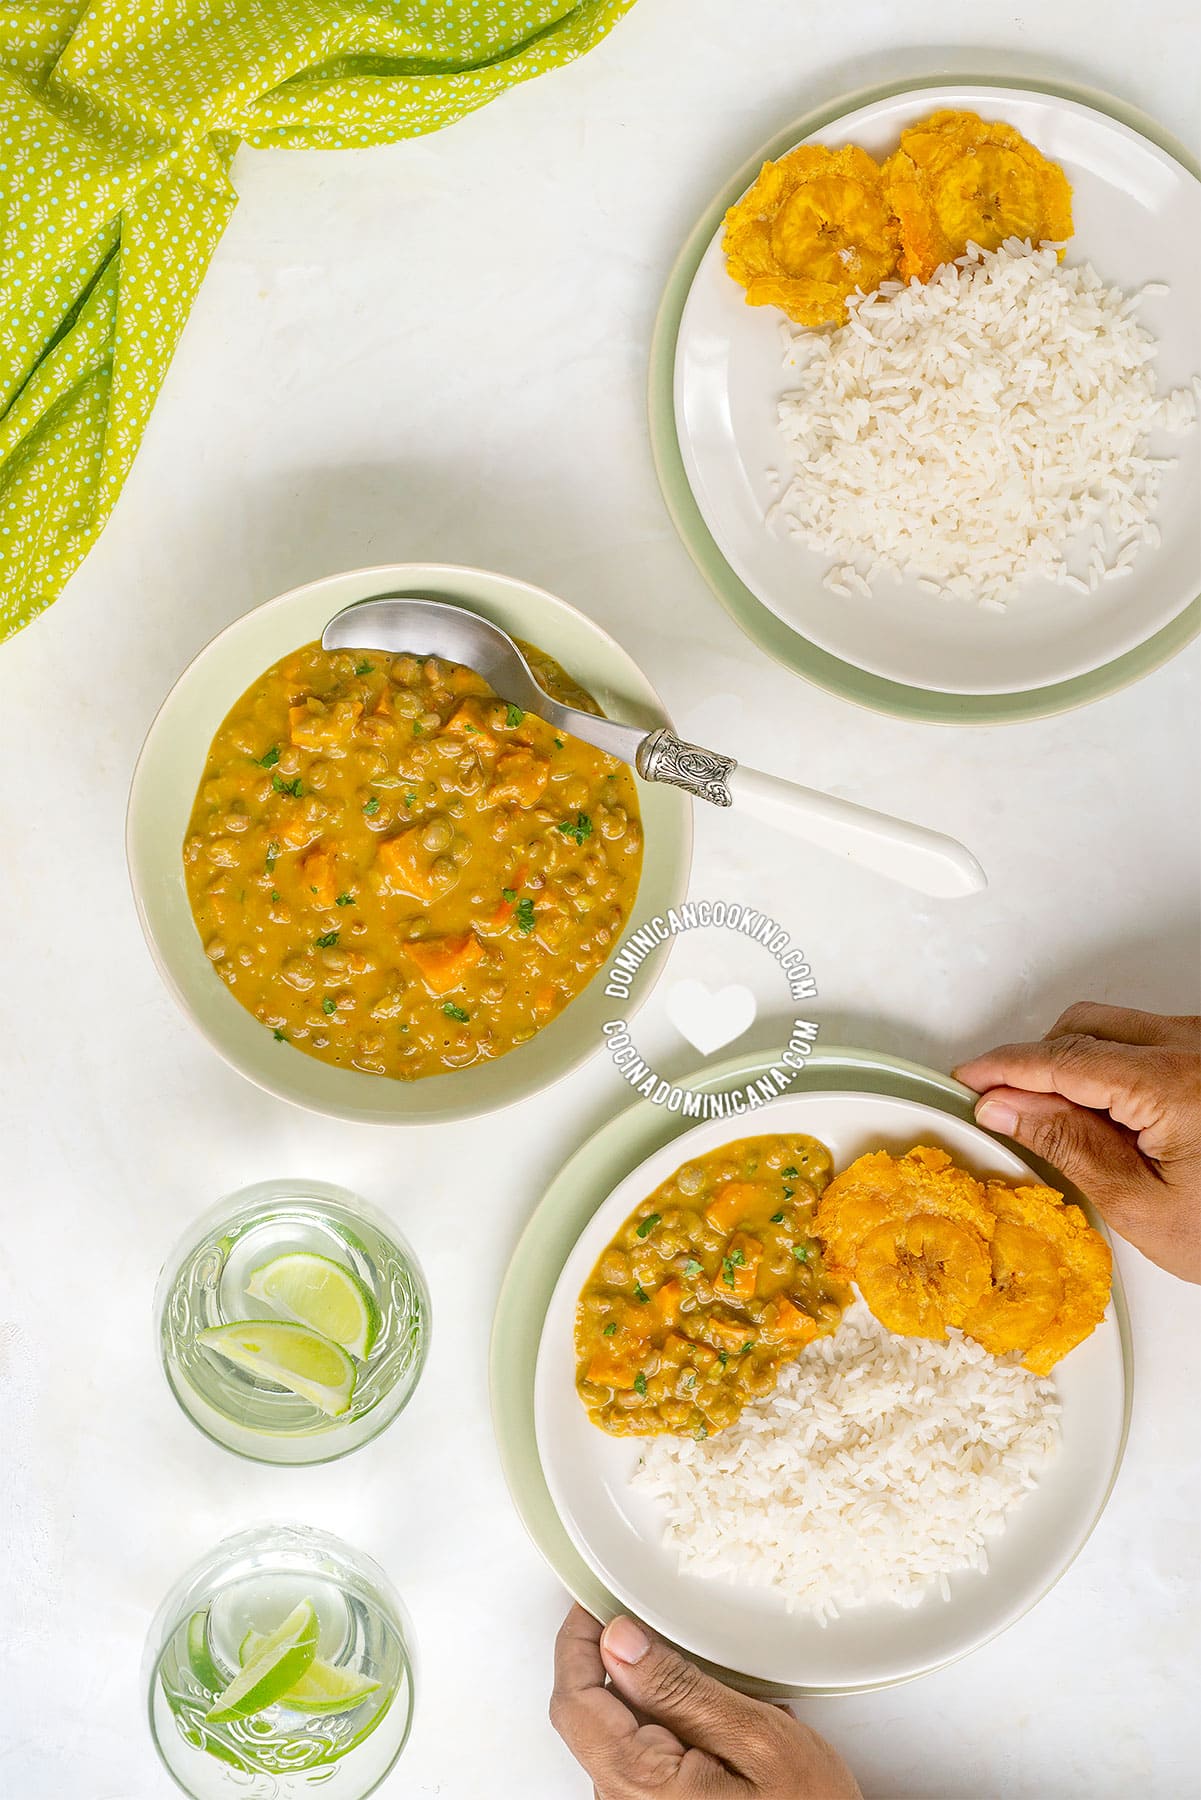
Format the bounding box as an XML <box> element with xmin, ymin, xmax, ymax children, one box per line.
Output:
<box><xmin>324</xmin><ymin>593</ymin><xmax>986</xmax><ymax>899</ymax></box>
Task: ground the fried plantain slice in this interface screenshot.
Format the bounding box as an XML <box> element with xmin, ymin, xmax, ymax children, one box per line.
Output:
<box><xmin>882</xmin><ymin>110</ymin><xmax>1073</xmax><ymax>281</ymax></box>
<box><xmin>814</xmin><ymin>1145</ymin><xmax>993</xmax><ymax>1271</ymax></box>
<box><xmin>959</xmin><ymin>1216</ymin><xmax>1066</xmax><ymax>1357</ymax></box>
<box><xmin>722</xmin><ymin>142</ymin><xmax>900</xmax><ymax>328</ymax></box>
<box><xmin>854</xmin><ymin>1213</ymin><xmax>993</xmax><ymax>1339</ymax></box>
<box><xmin>968</xmin><ymin>1181</ymin><xmax>1111</xmax><ymax>1376</ymax></box>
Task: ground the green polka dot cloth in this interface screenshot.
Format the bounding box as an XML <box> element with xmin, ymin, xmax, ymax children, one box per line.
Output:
<box><xmin>0</xmin><ymin>0</ymin><xmax>635</xmax><ymax>641</ymax></box>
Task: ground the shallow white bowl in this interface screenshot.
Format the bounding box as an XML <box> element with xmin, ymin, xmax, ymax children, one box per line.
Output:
<box><xmin>127</xmin><ymin>564</ymin><xmax>692</xmax><ymax>1125</ymax></box>
<box><xmin>535</xmin><ymin>1090</ymin><xmax>1127</xmax><ymax>1687</ymax></box>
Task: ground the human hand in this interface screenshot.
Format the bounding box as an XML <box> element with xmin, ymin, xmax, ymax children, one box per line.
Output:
<box><xmin>551</xmin><ymin>1605</ymin><xmax>862</xmax><ymax>1799</ymax></box>
<box><xmin>955</xmin><ymin>1002</ymin><xmax>1201</xmax><ymax>1282</ymax></box>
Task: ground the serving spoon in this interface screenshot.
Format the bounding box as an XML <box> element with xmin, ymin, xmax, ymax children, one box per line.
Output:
<box><xmin>322</xmin><ymin>596</ymin><xmax>985</xmax><ymax>899</ymax></box>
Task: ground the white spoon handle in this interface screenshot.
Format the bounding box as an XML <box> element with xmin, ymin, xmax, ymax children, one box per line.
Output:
<box><xmin>726</xmin><ymin>762</ymin><xmax>985</xmax><ymax>898</ymax></box>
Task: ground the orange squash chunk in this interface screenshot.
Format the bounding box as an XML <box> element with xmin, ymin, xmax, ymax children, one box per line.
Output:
<box><xmin>585</xmin><ymin>1329</ymin><xmax>643</xmax><ymax>1389</ymax></box>
<box><xmin>487</xmin><ymin>863</ymin><xmax>529</xmax><ymax>927</ymax></box>
<box><xmin>659</xmin><ymin>1331</ymin><xmax>691</xmax><ymax>1367</ymax></box>
<box><xmin>701</xmin><ymin>1313</ymin><xmax>756</xmax><ymax>1354</ymax></box>
<box><xmin>718</xmin><ymin>1232</ymin><xmax>761</xmax><ymax>1300</ymax></box>
<box><xmin>657</xmin><ymin>1279</ymin><xmax>684</xmax><ymax>1326</ymax></box>
<box><xmin>764</xmin><ymin>1295</ymin><xmax>818</xmax><ymax>1345</ymax></box>
<box><xmin>704</xmin><ymin>1182</ymin><xmax>768</xmax><ymax>1235</ymax></box>
<box><xmin>288</xmin><ymin>699</ymin><xmax>362</xmax><ymax>750</ymax></box>
<box><xmin>375</xmin><ymin>826</ymin><xmax>457</xmax><ymax>903</ymax></box>
<box><xmin>488</xmin><ymin>750</ymin><xmax>549</xmax><ymax>808</ymax></box>
<box><xmin>301</xmin><ymin>846</ymin><xmax>338</xmax><ymax>909</ymax></box>
<box><xmin>402</xmin><ymin>931</ymin><xmax>483</xmax><ymax>996</ymax></box>
<box><xmin>443</xmin><ymin>698</ymin><xmax>499</xmax><ymax>753</ymax></box>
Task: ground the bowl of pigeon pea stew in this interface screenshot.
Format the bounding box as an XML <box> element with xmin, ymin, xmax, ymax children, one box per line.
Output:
<box><xmin>127</xmin><ymin>565</ymin><xmax>692</xmax><ymax>1125</ymax></box>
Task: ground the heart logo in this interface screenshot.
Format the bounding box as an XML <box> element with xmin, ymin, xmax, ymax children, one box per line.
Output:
<box><xmin>666</xmin><ymin>979</ymin><xmax>757</xmax><ymax>1057</ymax></box>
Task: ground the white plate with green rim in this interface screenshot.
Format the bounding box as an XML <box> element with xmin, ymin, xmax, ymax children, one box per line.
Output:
<box><xmin>491</xmin><ymin>1045</ymin><xmax>1133</xmax><ymax>1696</ymax></box>
<box><xmin>650</xmin><ymin>75</ymin><xmax>1201</xmax><ymax>723</ymax></box>
<box><xmin>126</xmin><ymin>564</ymin><xmax>692</xmax><ymax>1126</ymax></box>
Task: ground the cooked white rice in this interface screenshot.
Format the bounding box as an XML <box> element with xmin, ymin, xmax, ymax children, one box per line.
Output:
<box><xmin>770</xmin><ymin>241</ymin><xmax>1198</xmax><ymax>605</ymax></box>
<box><xmin>630</xmin><ymin>1302</ymin><xmax>1060</xmax><ymax>1623</ymax></box>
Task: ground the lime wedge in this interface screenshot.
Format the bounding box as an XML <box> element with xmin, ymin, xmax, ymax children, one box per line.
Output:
<box><xmin>245</xmin><ymin>1252</ymin><xmax>379</xmax><ymax>1361</ymax></box>
<box><xmin>186</xmin><ymin>1609</ymin><xmax>223</xmax><ymax>1694</ymax></box>
<box><xmin>197</xmin><ymin>1319</ymin><xmax>356</xmax><ymax>1416</ymax></box>
<box><xmin>206</xmin><ymin>1600</ymin><xmax>319</xmax><ymax>1723</ymax></box>
<box><xmin>240</xmin><ymin>1629</ymin><xmax>382</xmax><ymax>1714</ymax></box>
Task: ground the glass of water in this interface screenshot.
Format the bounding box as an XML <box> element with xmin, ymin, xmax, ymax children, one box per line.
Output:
<box><xmin>146</xmin><ymin>1524</ymin><xmax>416</xmax><ymax>1797</ymax></box>
<box><xmin>157</xmin><ymin>1178</ymin><xmax>430</xmax><ymax>1464</ymax></box>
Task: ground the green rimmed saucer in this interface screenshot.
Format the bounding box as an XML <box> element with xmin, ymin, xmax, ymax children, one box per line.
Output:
<box><xmin>649</xmin><ymin>74</ymin><xmax>1200</xmax><ymax>724</ymax></box>
<box><xmin>489</xmin><ymin>1044</ymin><xmax>1133</xmax><ymax>1697</ymax></box>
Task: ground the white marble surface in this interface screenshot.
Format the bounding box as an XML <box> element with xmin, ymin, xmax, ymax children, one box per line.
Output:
<box><xmin>1</xmin><ymin>3</ymin><xmax>1198</xmax><ymax>1795</ymax></box>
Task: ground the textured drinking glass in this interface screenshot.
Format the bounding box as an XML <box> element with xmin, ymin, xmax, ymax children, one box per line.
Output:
<box><xmin>157</xmin><ymin>1179</ymin><xmax>430</xmax><ymax>1463</ymax></box>
<box><xmin>146</xmin><ymin>1524</ymin><xmax>416</xmax><ymax>1798</ymax></box>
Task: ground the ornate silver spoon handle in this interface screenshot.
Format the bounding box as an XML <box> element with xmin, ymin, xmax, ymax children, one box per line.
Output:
<box><xmin>636</xmin><ymin>728</ymin><xmax>735</xmax><ymax>807</ymax></box>
<box><xmin>634</xmin><ymin>729</ymin><xmax>984</xmax><ymax>899</ymax></box>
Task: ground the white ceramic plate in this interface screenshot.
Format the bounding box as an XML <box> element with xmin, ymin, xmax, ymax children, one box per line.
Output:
<box><xmin>674</xmin><ymin>84</ymin><xmax>1201</xmax><ymax>696</ymax></box>
<box><xmin>534</xmin><ymin>1091</ymin><xmax>1127</xmax><ymax>1688</ymax></box>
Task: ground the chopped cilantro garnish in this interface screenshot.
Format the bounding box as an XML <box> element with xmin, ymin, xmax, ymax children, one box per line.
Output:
<box><xmin>322</xmin><ymin>997</ymin><xmax>336</xmax><ymax>1015</ymax></box>
<box><xmin>633</xmin><ymin>1283</ymin><xmax>650</xmax><ymax>1304</ymax></box>
<box><xmin>354</xmin><ymin>659</ymin><xmax>374</xmax><ymax>676</ymax></box>
<box><xmin>556</xmin><ymin>812</ymin><xmax>592</xmax><ymax>846</ymax></box>
<box><xmin>265</xmin><ymin>841</ymin><xmax>279</xmax><ymax>873</ymax></box>
<box><xmin>270</xmin><ymin>890</ymin><xmax>280</xmax><ymax>903</ymax></box>
<box><xmin>683</xmin><ymin>1258</ymin><xmax>703</xmax><ymax>1278</ymax></box>
<box><xmin>501</xmin><ymin>887</ymin><xmax>517</xmax><ymax>904</ymax></box>
<box><xmin>515</xmin><ymin>898</ymin><xmax>536</xmax><ymax>935</ymax></box>
<box><xmin>314</xmin><ymin>931</ymin><xmax>339</xmax><ymax>949</ymax></box>
<box><xmin>721</xmin><ymin>1258</ymin><xmax>735</xmax><ymax>1288</ymax></box>
<box><xmin>404</xmin><ymin>791</ymin><xmax>417</xmax><ymax>806</ymax></box>
<box><xmin>554</xmin><ymin>737</ymin><xmax>564</xmax><ymax>749</ymax></box>
<box><xmin>364</xmin><ymin>797</ymin><xmax>380</xmax><ymax>816</ymax></box>
<box><xmin>782</xmin><ymin>1166</ymin><xmax>798</xmax><ymax>1179</ymax></box>
<box><xmin>730</xmin><ymin>1247</ymin><xmax>746</xmax><ymax>1266</ymax></box>
<box><xmin>633</xmin><ymin>1372</ymin><xmax>647</xmax><ymax>1397</ymax></box>
<box><xmin>335</xmin><ymin>892</ymin><xmax>354</xmax><ymax>907</ymax></box>
<box><xmin>792</xmin><ymin>1244</ymin><xmax>810</xmax><ymax>1263</ymax></box>
<box><xmin>442</xmin><ymin>1002</ymin><xmax>469</xmax><ymax>1022</ymax></box>
<box><xmin>635</xmin><ymin>1213</ymin><xmax>661</xmax><ymax>1239</ymax></box>
<box><xmin>740</xmin><ymin>1341</ymin><xmax>753</xmax><ymax>1355</ymax></box>
<box><xmin>770</xmin><ymin>1211</ymin><xmax>784</xmax><ymax>1224</ymax></box>
<box><xmin>505</xmin><ymin>704</ymin><xmax>525</xmax><ymax>727</ymax></box>
<box><xmin>783</xmin><ymin>1186</ymin><xmax>795</xmax><ymax>1199</ymax></box>
<box><xmin>272</xmin><ymin>1028</ymin><xmax>286</xmax><ymax>1042</ymax></box>
<box><xmin>412</xmin><ymin>721</ymin><xmax>423</xmax><ymax>737</ymax></box>
<box><xmin>718</xmin><ymin>1351</ymin><xmax>729</xmax><ymax>1368</ymax></box>
<box><xmin>603</xmin><ymin>1322</ymin><xmax>617</xmax><ymax>1337</ymax></box>
<box><xmin>271</xmin><ymin>774</ymin><xmax>303</xmax><ymax>797</ymax></box>
<box><xmin>258</xmin><ymin>745</ymin><xmax>280</xmax><ymax>768</ymax></box>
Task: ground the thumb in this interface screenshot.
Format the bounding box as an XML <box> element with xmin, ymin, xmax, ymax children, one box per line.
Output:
<box><xmin>600</xmin><ymin>1617</ymin><xmax>773</xmax><ymax>1770</ymax></box>
<box><xmin>974</xmin><ymin>1087</ymin><xmax>1152</xmax><ymax>1229</ymax></box>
